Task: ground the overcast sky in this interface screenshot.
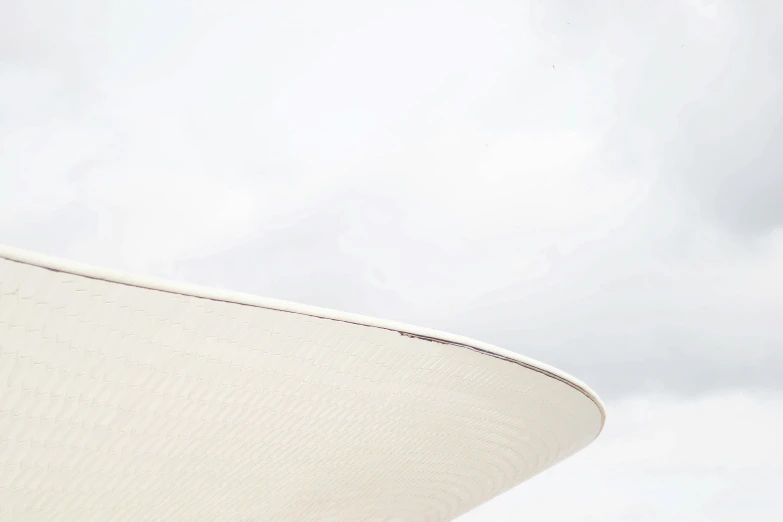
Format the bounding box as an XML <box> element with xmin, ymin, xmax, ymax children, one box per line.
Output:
<box><xmin>1</xmin><ymin>0</ymin><xmax>782</xmax><ymax>520</ymax></box>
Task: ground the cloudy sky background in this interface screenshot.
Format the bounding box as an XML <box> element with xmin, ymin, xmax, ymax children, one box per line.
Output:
<box><xmin>1</xmin><ymin>0</ymin><xmax>782</xmax><ymax>519</ymax></box>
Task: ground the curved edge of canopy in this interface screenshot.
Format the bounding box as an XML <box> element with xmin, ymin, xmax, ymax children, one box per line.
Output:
<box><xmin>0</xmin><ymin>243</ymin><xmax>606</xmax><ymax>436</ymax></box>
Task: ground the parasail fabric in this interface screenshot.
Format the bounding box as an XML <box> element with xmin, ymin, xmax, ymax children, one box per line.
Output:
<box><xmin>0</xmin><ymin>245</ymin><xmax>604</xmax><ymax>522</ymax></box>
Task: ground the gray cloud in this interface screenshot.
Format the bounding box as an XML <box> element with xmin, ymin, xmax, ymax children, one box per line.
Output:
<box><xmin>3</xmin><ymin>2</ymin><xmax>783</xmax><ymax>519</ymax></box>
<box><xmin>176</xmin><ymin>212</ymin><xmax>410</xmax><ymax>317</ymax></box>
<box><xmin>590</xmin><ymin>1</ymin><xmax>783</xmax><ymax>236</ymax></box>
<box><xmin>664</xmin><ymin>92</ymin><xmax>783</xmax><ymax>237</ymax></box>
<box><xmin>2</xmin><ymin>0</ymin><xmax>782</xmax><ymax>403</ymax></box>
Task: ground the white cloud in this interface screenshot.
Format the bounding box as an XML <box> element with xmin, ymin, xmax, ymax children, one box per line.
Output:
<box><xmin>457</xmin><ymin>391</ymin><xmax>783</xmax><ymax>521</ymax></box>
<box><xmin>1</xmin><ymin>1</ymin><xmax>782</xmax><ymax>519</ymax></box>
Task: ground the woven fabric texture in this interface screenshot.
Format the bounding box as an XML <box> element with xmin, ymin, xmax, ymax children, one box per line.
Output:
<box><xmin>0</xmin><ymin>253</ymin><xmax>602</xmax><ymax>521</ymax></box>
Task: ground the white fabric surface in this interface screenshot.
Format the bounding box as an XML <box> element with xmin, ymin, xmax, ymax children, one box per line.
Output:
<box><xmin>0</xmin><ymin>246</ymin><xmax>603</xmax><ymax>521</ymax></box>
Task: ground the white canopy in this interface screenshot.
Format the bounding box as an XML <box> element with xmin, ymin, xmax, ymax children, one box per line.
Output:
<box><xmin>0</xmin><ymin>245</ymin><xmax>604</xmax><ymax>521</ymax></box>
